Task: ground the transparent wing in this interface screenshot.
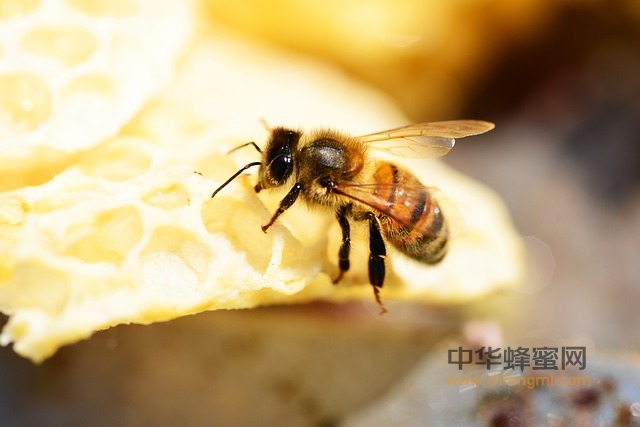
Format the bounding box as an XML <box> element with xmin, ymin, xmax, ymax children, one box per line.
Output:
<box><xmin>357</xmin><ymin>120</ymin><xmax>495</xmax><ymax>158</ymax></box>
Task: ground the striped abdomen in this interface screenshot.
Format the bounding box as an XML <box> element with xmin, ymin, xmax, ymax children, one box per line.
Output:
<box><xmin>371</xmin><ymin>162</ymin><xmax>448</xmax><ymax>264</ymax></box>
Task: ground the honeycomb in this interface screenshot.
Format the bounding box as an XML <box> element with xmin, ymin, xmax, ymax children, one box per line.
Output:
<box><xmin>0</xmin><ymin>0</ymin><xmax>192</xmax><ymax>190</ymax></box>
<box><xmin>0</xmin><ymin>11</ymin><xmax>523</xmax><ymax>362</ymax></box>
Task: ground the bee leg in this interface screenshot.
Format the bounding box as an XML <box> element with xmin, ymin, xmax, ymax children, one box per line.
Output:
<box><xmin>333</xmin><ymin>204</ymin><xmax>352</xmax><ymax>284</ymax></box>
<box><xmin>261</xmin><ymin>183</ymin><xmax>302</xmax><ymax>233</ymax></box>
<box><xmin>366</xmin><ymin>212</ymin><xmax>388</xmax><ymax>314</ymax></box>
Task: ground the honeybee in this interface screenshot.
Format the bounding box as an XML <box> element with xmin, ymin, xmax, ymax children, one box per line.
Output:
<box><xmin>211</xmin><ymin>120</ymin><xmax>494</xmax><ymax>313</ymax></box>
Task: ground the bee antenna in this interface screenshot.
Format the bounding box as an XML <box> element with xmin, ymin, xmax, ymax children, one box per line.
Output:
<box><xmin>228</xmin><ymin>142</ymin><xmax>262</xmax><ymax>154</ymax></box>
<box><xmin>211</xmin><ymin>161</ymin><xmax>262</xmax><ymax>198</ymax></box>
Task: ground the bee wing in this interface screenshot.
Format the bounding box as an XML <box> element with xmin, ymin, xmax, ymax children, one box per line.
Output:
<box><xmin>333</xmin><ymin>182</ymin><xmax>452</xmax><ymax>238</ymax></box>
<box><xmin>358</xmin><ymin>120</ymin><xmax>495</xmax><ymax>158</ymax></box>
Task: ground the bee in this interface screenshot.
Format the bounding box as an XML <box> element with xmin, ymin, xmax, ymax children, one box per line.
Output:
<box><xmin>211</xmin><ymin>120</ymin><xmax>494</xmax><ymax>313</ymax></box>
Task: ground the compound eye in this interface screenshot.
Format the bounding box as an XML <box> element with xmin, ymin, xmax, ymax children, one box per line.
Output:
<box><xmin>267</xmin><ymin>154</ymin><xmax>292</xmax><ymax>185</ymax></box>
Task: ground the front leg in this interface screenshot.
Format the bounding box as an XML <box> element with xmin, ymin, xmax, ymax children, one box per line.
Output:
<box><xmin>333</xmin><ymin>204</ymin><xmax>352</xmax><ymax>284</ymax></box>
<box><xmin>261</xmin><ymin>183</ymin><xmax>302</xmax><ymax>233</ymax></box>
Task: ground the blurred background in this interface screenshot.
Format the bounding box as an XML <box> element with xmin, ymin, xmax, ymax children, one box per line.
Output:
<box><xmin>2</xmin><ymin>0</ymin><xmax>640</xmax><ymax>425</ymax></box>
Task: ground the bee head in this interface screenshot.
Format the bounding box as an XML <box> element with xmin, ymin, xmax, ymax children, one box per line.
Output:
<box><xmin>256</xmin><ymin>128</ymin><xmax>301</xmax><ymax>192</ymax></box>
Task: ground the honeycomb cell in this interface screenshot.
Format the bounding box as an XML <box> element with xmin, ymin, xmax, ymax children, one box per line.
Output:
<box><xmin>202</xmin><ymin>197</ymin><xmax>274</xmax><ymax>273</ymax></box>
<box><xmin>0</xmin><ymin>0</ymin><xmax>40</xmax><ymax>19</ymax></box>
<box><xmin>7</xmin><ymin>262</ymin><xmax>71</xmax><ymax>315</ymax></box>
<box><xmin>64</xmin><ymin>206</ymin><xmax>144</xmax><ymax>265</ymax></box>
<box><xmin>67</xmin><ymin>0</ymin><xmax>138</xmax><ymax>16</ymax></box>
<box><xmin>22</xmin><ymin>26</ymin><xmax>98</xmax><ymax>68</ymax></box>
<box><xmin>77</xmin><ymin>136</ymin><xmax>152</xmax><ymax>181</ymax></box>
<box><xmin>140</xmin><ymin>226</ymin><xmax>212</xmax><ymax>285</ymax></box>
<box><xmin>0</xmin><ymin>72</ymin><xmax>52</xmax><ymax>133</ymax></box>
<box><xmin>142</xmin><ymin>183</ymin><xmax>190</xmax><ymax>210</ymax></box>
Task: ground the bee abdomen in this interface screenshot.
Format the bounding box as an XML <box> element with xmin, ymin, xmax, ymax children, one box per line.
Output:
<box><xmin>384</xmin><ymin>201</ymin><xmax>449</xmax><ymax>264</ymax></box>
<box><xmin>374</xmin><ymin>163</ymin><xmax>449</xmax><ymax>264</ymax></box>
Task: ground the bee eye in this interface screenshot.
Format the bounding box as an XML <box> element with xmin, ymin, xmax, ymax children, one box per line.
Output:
<box><xmin>267</xmin><ymin>154</ymin><xmax>292</xmax><ymax>185</ymax></box>
<box><xmin>259</xmin><ymin>127</ymin><xmax>300</xmax><ymax>189</ymax></box>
